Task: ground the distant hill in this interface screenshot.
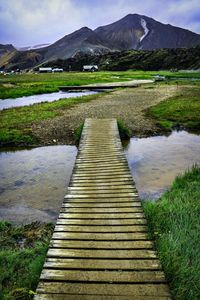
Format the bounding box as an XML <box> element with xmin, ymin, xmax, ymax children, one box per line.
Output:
<box><xmin>1</xmin><ymin>14</ymin><xmax>200</xmax><ymax>70</ymax></box>
<box><xmin>0</xmin><ymin>44</ymin><xmax>16</xmax><ymax>58</ymax></box>
<box><xmin>40</xmin><ymin>46</ymin><xmax>200</xmax><ymax>71</ymax></box>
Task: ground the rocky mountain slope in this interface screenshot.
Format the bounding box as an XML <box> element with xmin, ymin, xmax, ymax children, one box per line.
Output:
<box><xmin>1</xmin><ymin>14</ymin><xmax>200</xmax><ymax>70</ymax></box>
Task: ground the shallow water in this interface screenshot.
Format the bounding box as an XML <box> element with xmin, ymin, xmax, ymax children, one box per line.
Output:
<box><xmin>125</xmin><ymin>130</ymin><xmax>200</xmax><ymax>199</ymax></box>
<box><xmin>0</xmin><ymin>146</ymin><xmax>77</xmax><ymax>223</ymax></box>
<box><xmin>0</xmin><ymin>130</ymin><xmax>200</xmax><ymax>224</ymax></box>
<box><xmin>0</xmin><ymin>90</ymin><xmax>97</xmax><ymax>110</ymax></box>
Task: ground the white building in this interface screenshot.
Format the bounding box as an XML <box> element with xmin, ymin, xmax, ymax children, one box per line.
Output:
<box><xmin>83</xmin><ymin>65</ymin><xmax>98</xmax><ymax>72</ymax></box>
<box><xmin>39</xmin><ymin>67</ymin><xmax>52</xmax><ymax>73</ymax></box>
<box><xmin>52</xmin><ymin>68</ymin><xmax>63</xmax><ymax>72</ymax></box>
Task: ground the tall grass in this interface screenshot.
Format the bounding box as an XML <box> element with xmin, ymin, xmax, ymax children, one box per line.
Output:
<box><xmin>143</xmin><ymin>165</ymin><xmax>200</xmax><ymax>299</ymax></box>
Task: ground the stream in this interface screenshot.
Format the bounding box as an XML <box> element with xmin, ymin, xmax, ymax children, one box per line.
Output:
<box><xmin>0</xmin><ymin>90</ymin><xmax>97</xmax><ymax>110</ymax></box>
<box><xmin>0</xmin><ymin>130</ymin><xmax>199</xmax><ymax>224</ymax></box>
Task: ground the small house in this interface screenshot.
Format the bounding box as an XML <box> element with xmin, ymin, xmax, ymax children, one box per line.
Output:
<box><xmin>83</xmin><ymin>65</ymin><xmax>98</xmax><ymax>72</ymax></box>
<box><xmin>52</xmin><ymin>68</ymin><xmax>63</xmax><ymax>73</ymax></box>
<box><xmin>39</xmin><ymin>67</ymin><xmax>52</xmax><ymax>73</ymax></box>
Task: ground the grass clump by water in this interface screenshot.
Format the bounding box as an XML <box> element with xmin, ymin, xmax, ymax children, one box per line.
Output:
<box><xmin>147</xmin><ymin>86</ymin><xmax>200</xmax><ymax>132</ymax></box>
<box><xmin>0</xmin><ymin>93</ymin><xmax>103</xmax><ymax>146</ymax></box>
<box><xmin>0</xmin><ymin>222</ymin><xmax>54</xmax><ymax>300</ymax></box>
<box><xmin>143</xmin><ymin>165</ymin><xmax>200</xmax><ymax>300</ymax></box>
<box><xmin>117</xmin><ymin>120</ymin><xmax>131</xmax><ymax>139</ymax></box>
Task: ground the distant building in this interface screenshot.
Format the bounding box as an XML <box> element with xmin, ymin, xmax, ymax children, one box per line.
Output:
<box><xmin>154</xmin><ymin>74</ymin><xmax>166</xmax><ymax>81</ymax></box>
<box><xmin>83</xmin><ymin>65</ymin><xmax>98</xmax><ymax>72</ymax></box>
<box><xmin>39</xmin><ymin>67</ymin><xmax>52</xmax><ymax>73</ymax></box>
<box><xmin>52</xmin><ymin>68</ymin><xmax>63</xmax><ymax>72</ymax></box>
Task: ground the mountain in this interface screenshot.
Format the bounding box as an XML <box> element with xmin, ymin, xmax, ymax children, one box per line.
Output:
<box><xmin>1</xmin><ymin>14</ymin><xmax>200</xmax><ymax>70</ymax></box>
<box><xmin>95</xmin><ymin>14</ymin><xmax>200</xmax><ymax>50</ymax></box>
<box><xmin>0</xmin><ymin>44</ymin><xmax>16</xmax><ymax>58</ymax></box>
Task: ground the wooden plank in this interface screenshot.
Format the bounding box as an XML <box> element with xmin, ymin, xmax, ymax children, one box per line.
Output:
<box><xmin>49</xmin><ymin>240</ymin><xmax>153</xmax><ymax>249</ymax></box>
<box><xmin>54</xmin><ymin>225</ymin><xmax>147</xmax><ymax>233</ymax></box>
<box><xmin>60</xmin><ymin>207</ymin><xmax>143</xmax><ymax>213</ymax></box>
<box><xmin>64</xmin><ymin>193</ymin><xmax>138</xmax><ymax>199</ymax></box>
<box><xmin>40</xmin><ymin>269</ymin><xmax>166</xmax><ymax>282</ymax></box>
<box><xmin>44</xmin><ymin>258</ymin><xmax>162</xmax><ymax>270</ymax></box>
<box><xmin>56</xmin><ymin>219</ymin><xmax>147</xmax><ymax>226</ymax></box>
<box><xmin>52</xmin><ymin>232</ymin><xmax>148</xmax><ymax>240</ymax></box>
<box><xmin>58</xmin><ymin>213</ymin><xmax>145</xmax><ymax>219</ymax></box>
<box><xmin>47</xmin><ymin>249</ymin><xmax>156</xmax><ymax>259</ymax></box>
<box><xmin>37</xmin><ymin>282</ymin><xmax>170</xmax><ymax>296</ymax></box>
<box><xmin>62</xmin><ymin>202</ymin><xmax>141</xmax><ymax>207</ymax></box>
<box><xmin>35</xmin><ymin>294</ymin><xmax>170</xmax><ymax>300</ymax></box>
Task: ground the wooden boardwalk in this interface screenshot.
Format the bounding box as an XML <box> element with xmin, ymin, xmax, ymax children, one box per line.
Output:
<box><xmin>34</xmin><ymin>119</ymin><xmax>171</xmax><ymax>299</ymax></box>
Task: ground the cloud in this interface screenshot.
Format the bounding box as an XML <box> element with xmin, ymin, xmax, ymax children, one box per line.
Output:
<box><xmin>0</xmin><ymin>0</ymin><xmax>200</xmax><ymax>47</ymax></box>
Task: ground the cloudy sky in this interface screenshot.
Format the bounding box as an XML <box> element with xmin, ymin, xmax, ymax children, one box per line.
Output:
<box><xmin>0</xmin><ymin>0</ymin><xmax>200</xmax><ymax>47</ymax></box>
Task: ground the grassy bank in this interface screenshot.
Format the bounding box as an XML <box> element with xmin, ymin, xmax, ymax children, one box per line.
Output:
<box><xmin>147</xmin><ymin>84</ymin><xmax>200</xmax><ymax>132</ymax></box>
<box><xmin>0</xmin><ymin>222</ymin><xmax>54</xmax><ymax>300</ymax></box>
<box><xmin>143</xmin><ymin>165</ymin><xmax>200</xmax><ymax>299</ymax></box>
<box><xmin>0</xmin><ymin>92</ymin><xmax>103</xmax><ymax>146</ymax></box>
<box><xmin>1</xmin><ymin>71</ymin><xmax>200</xmax><ymax>99</ymax></box>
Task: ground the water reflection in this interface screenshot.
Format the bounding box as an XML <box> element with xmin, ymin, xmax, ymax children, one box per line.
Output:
<box><xmin>0</xmin><ymin>146</ymin><xmax>77</xmax><ymax>223</ymax></box>
<box><xmin>125</xmin><ymin>130</ymin><xmax>200</xmax><ymax>199</ymax></box>
<box><xmin>0</xmin><ymin>90</ymin><xmax>97</xmax><ymax>110</ymax></box>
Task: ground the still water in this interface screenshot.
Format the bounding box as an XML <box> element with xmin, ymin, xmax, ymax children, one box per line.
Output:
<box><xmin>0</xmin><ymin>146</ymin><xmax>77</xmax><ymax>223</ymax></box>
<box><xmin>0</xmin><ymin>90</ymin><xmax>97</xmax><ymax>110</ymax></box>
<box><xmin>125</xmin><ymin>130</ymin><xmax>200</xmax><ymax>199</ymax></box>
<box><xmin>0</xmin><ymin>130</ymin><xmax>199</xmax><ymax>224</ymax></box>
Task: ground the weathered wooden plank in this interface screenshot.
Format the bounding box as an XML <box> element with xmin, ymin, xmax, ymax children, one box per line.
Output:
<box><xmin>44</xmin><ymin>257</ymin><xmax>162</xmax><ymax>270</ymax></box>
<box><xmin>56</xmin><ymin>218</ymin><xmax>147</xmax><ymax>226</ymax></box>
<box><xmin>40</xmin><ymin>269</ymin><xmax>166</xmax><ymax>282</ymax></box>
<box><xmin>62</xmin><ymin>202</ymin><xmax>141</xmax><ymax>207</ymax></box>
<box><xmin>54</xmin><ymin>225</ymin><xmax>147</xmax><ymax>233</ymax></box>
<box><xmin>52</xmin><ymin>232</ymin><xmax>148</xmax><ymax>240</ymax></box>
<box><xmin>47</xmin><ymin>249</ymin><xmax>156</xmax><ymax>259</ymax></box>
<box><xmin>60</xmin><ymin>207</ymin><xmax>143</xmax><ymax>213</ymax></box>
<box><xmin>63</xmin><ymin>197</ymin><xmax>140</xmax><ymax>203</ymax></box>
<box><xmin>34</xmin><ymin>295</ymin><xmax>171</xmax><ymax>300</ymax></box>
<box><xmin>58</xmin><ymin>213</ymin><xmax>145</xmax><ymax>219</ymax></box>
<box><xmin>68</xmin><ymin>185</ymin><xmax>136</xmax><ymax>190</ymax></box>
<box><xmin>37</xmin><ymin>282</ymin><xmax>170</xmax><ymax>296</ymax></box>
<box><xmin>49</xmin><ymin>240</ymin><xmax>153</xmax><ymax>249</ymax></box>
<box><xmin>64</xmin><ymin>193</ymin><xmax>138</xmax><ymax>199</ymax></box>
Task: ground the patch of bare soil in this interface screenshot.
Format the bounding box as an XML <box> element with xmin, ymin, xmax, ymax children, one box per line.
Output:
<box><xmin>32</xmin><ymin>84</ymin><xmax>180</xmax><ymax>145</ymax></box>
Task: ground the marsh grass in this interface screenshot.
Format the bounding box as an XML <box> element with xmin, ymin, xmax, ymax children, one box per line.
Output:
<box><xmin>1</xmin><ymin>71</ymin><xmax>200</xmax><ymax>99</ymax></box>
<box><xmin>147</xmin><ymin>85</ymin><xmax>200</xmax><ymax>132</ymax></box>
<box><xmin>0</xmin><ymin>222</ymin><xmax>54</xmax><ymax>300</ymax></box>
<box><xmin>0</xmin><ymin>92</ymin><xmax>104</xmax><ymax>146</ymax></box>
<box><xmin>143</xmin><ymin>165</ymin><xmax>200</xmax><ymax>299</ymax></box>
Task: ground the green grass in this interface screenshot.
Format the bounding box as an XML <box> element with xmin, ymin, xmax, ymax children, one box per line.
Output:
<box><xmin>1</xmin><ymin>71</ymin><xmax>200</xmax><ymax>99</ymax></box>
<box><xmin>0</xmin><ymin>92</ymin><xmax>104</xmax><ymax>146</ymax></box>
<box><xmin>0</xmin><ymin>222</ymin><xmax>54</xmax><ymax>300</ymax></box>
<box><xmin>143</xmin><ymin>165</ymin><xmax>200</xmax><ymax>300</ymax></box>
<box><xmin>147</xmin><ymin>85</ymin><xmax>200</xmax><ymax>132</ymax></box>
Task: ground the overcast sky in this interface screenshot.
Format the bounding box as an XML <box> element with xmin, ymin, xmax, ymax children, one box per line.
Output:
<box><xmin>0</xmin><ymin>0</ymin><xmax>200</xmax><ymax>47</ymax></box>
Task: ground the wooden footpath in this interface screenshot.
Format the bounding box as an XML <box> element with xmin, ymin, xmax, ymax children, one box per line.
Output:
<box><xmin>34</xmin><ymin>118</ymin><xmax>171</xmax><ymax>299</ymax></box>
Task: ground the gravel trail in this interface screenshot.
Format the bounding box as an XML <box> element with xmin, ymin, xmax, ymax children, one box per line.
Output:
<box><xmin>32</xmin><ymin>84</ymin><xmax>179</xmax><ymax>145</ymax></box>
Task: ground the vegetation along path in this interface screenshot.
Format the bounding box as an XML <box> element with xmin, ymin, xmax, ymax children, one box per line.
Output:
<box><xmin>34</xmin><ymin>118</ymin><xmax>171</xmax><ymax>299</ymax></box>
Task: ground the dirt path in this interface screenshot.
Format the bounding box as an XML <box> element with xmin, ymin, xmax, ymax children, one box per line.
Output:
<box><xmin>32</xmin><ymin>84</ymin><xmax>180</xmax><ymax>145</ymax></box>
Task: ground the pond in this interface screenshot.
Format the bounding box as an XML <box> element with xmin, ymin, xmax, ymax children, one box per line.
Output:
<box><xmin>0</xmin><ymin>146</ymin><xmax>77</xmax><ymax>224</ymax></box>
<box><xmin>125</xmin><ymin>130</ymin><xmax>200</xmax><ymax>199</ymax></box>
<box><xmin>0</xmin><ymin>90</ymin><xmax>97</xmax><ymax>110</ymax></box>
<box><xmin>0</xmin><ymin>130</ymin><xmax>199</xmax><ymax>224</ymax></box>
